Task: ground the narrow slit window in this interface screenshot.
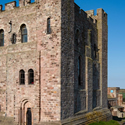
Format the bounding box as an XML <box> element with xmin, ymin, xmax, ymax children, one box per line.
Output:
<box><xmin>12</xmin><ymin>33</ymin><xmax>16</xmax><ymax>44</ymax></box>
<box><xmin>47</xmin><ymin>18</ymin><xmax>51</xmax><ymax>34</ymax></box>
<box><xmin>0</xmin><ymin>30</ymin><xmax>4</xmax><ymax>46</ymax></box>
<box><xmin>78</xmin><ymin>56</ymin><xmax>81</xmax><ymax>85</ymax></box>
<box><xmin>23</xmin><ymin>0</ymin><xmax>25</xmax><ymax>6</ymax></box>
<box><xmin>88</xmin><ymin>29</ymin><xmax>92</xmax><ymax>47</ymax></box>
<box><xmin>75</xmin><ymin>30</ymin><xmax>79</xmax><ymax>44</ymax></box>
<box><xmin>19</xmin><ymin>70</ymin><xmax>25</xmax><ymax>85</ymax></box>
<box><xmin>28</xmin><ymin>69</ymin><xmax>34</xmax><ymax>84</ymax></box>
<box><xmin>21</xmin><ymin>24</ymin><xmax>27</xmax><ymax>43</ymax></box>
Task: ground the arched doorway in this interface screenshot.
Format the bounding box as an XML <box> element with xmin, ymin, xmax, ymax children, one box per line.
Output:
<box><xmin>26</xmin><ymin>108</ymin><xmax>32</xmax><ymax>125</ymax></box>
<box><xmin>19</xmin><ymin>99</ymin><xmax>33</xmax><ymax>125</ymax></box>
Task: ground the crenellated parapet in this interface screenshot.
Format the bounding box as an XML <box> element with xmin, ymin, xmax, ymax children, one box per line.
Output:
<box><xmin>96</xmin><ymin>8</ymin><xmax>107</xmax><ymax>23</ymax></box>
<box><xmin>0</xmin><ymin>5</ymin><xmax>2</xmax><ymax>11</ymax></box>
<box><xmin>0</xmin><ymin>0</ymin><xmax>37</xmax><ymax>12</ymax></box>
<box><xmin>86</xmin><ymin>8</ymin><xmax>107</xmax><ymax>23</ymax></box>
<box><xmin>19</xmin><ymin>0</ymin><xmax>31</xmax><ymax>7</ymax></box>
<box><xmin>74</xmin><ymin>3</ymin><xmax>97</xmax><ymax>25</ymax></box>
<box><xmin>85</xmin><ymin>10</ymin><xmax>97</xmax><ymax>25</ymax></box>
<box><xmin>5</xmin><ymin>1</ymin><xmax>16</xmax><ymax>11</ymax></box>
<box><xmin>75</xmin><ymin>3</ymin><xmax>87</xmax><ymax>19</ymax></box>
<box><xmin>86</xmin><ymin>10</ymin><xmax>94</xmax><ymax>17</ymax></box>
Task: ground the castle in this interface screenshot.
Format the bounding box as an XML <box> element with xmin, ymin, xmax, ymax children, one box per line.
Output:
<box><xmin>0</xmin><ymin>0</ymin><xmax>111</xmax><ymax>124</ymax></box>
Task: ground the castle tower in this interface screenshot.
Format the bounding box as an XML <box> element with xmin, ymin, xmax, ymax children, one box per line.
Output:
<box><xmin>96</xmin><ymin>8</ymin><xmax>108</xmax><ymax>108</ymax></box>
<box><xmin>0</xmin><ymin>0</ymin><xmax>111</xmax><ymax>124</ymax></box>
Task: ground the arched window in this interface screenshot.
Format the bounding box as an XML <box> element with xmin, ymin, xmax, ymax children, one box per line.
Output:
<box><xmin>21</xmin><ymin>24</ymin><xmax>27</xmax><ymax>43</ymax></box>
<box><xmin>19</xmin><ymin>70</ymin><xmax>25</xmax><ymax>85</ymax></box>
<box><xmin>28</xmin><ymin>69</ymin><xmax>34</xmax><ymax>84</ymax></box>
<box><xmin>0</xmin><ymin>30</ymin><xmax>4</xmax><ymax>46</ymax></box>
<box><xmin>47</xmin><ymin>18</ymin><xmax>51</xmax><ymax>34</ymax></box>
<box><xmin>12</xmin><ymin>33</ymin><xmax>16</xmax><ymax>44</ymax></box>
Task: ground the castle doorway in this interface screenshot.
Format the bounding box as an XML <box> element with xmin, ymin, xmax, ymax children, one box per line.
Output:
<box><xmin>19</xmin><ymin>99</ymin><xmax>33</xmax><ymax>125</ymax></box>
<box><xmin>26</xmin><ymin>108</ymin><xmax>32</xmax><ymax>125</ymax></box>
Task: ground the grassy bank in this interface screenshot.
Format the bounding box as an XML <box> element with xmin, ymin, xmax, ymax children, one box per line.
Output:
<box><xmin>89</xmin><ymin>120</ymin><xmax>120</xmax><ymax>125</ymax></box>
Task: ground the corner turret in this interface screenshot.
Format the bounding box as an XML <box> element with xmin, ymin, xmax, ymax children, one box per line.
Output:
<box><xmin>96</xmin><ymin>8</ymin><xmax>108</xmax><ymax>108</ymax></box>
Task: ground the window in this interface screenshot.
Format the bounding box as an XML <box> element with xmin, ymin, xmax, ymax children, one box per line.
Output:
<box><xmin>21</xmin><ymin>24</ymin><xmax>27</xmax><ymax>43</ymax></box>
<box><xmin>23</xmin><ymin>0</ymin><xmax>25</xmax><ymax>6</ymax></box>
<box><xmin>94</xmin><ymin>44</ymin><xmax>97</xmax><ymax>58</ymax></box>
<box><xmin>75</xmin><ymin>29</ymin><xmax>79</xmax><ymax>44</ymax></box>
<box><xmin>0</xmin><ymin>30</ymin><xmax>4</xmax><ymax>46</ymax></box>
<box><xmin>88</xmin><ymin>29</ymin><xmax>92</xmax><ymax>47</ymax></box>
<box><xmin>28</xmin><ymin>69</ymin><xmax>34</xmax><ymax>84</ymax></box>
<box><xmin>93</xmin><ymin>90</ymin><xmax>97</xmax><ymax>109</ymax></box>
<box><xmin>19</xmin><ymin>70</ymin><xmax>25</xmax><ymax>85</ymax></box>
<box><xmin>78</xmin><ymin>56</ymin><xmax>81</xmax><ymax>85</ymax></box>
<box><xmin>47</xmin><ymin>18</ymin><xmax>51</xmax><ymax>34</ymax></box>
<box><xmin>12</xmin><ymin>33</ymin><xmax>16</xmax><ymax>44</ymax></box>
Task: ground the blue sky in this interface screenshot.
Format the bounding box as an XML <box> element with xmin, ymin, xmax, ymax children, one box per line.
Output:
<box><xmin>0</xmin><ymin>0</ymin><xmax>124</xmax><ymax>88</ymax></box>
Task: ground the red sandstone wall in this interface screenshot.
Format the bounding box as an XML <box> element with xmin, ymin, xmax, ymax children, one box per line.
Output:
<box><xmin>0</xmin><ymin>0</ymin><xmax>61</xmax><ymax>123</ymax></box>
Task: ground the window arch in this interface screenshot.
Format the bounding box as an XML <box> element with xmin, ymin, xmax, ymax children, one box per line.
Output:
<box><xmin>21</xmin><ymin>24</ymin><xmax>28</xmax><ymax>43</ymax></box>
<box><xmin>0</xmin><ymin>30</ymin><xmax>4</xmax><ymax>46</ymax></box>
<box><xmin>19</xmin><ymin>70</ymin><xmax>25</xmax><ymax>85</ymax></box>
<box><xmin>28</xmin><ymin>69</ymin><xmax>34</xmax><ymax>84</ymax></box>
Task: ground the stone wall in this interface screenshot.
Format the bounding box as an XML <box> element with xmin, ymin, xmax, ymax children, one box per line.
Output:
<box><xmin>73</xmin><ymin>4</ymin><xmax>105</xmax><ymax>114</ymax></box>
<box><xmin>0</xmin><ymin>0</ymin><xmax>62</xmax><ymax>124</ymax></box>
<box><xmin>61</xmin><ymin>0</ymin><xmax>75</xmax><ymax>120</ymax></box>
<box><xmin>0</xmin><ymin>0</ymin><xmax>110</xmax><ymax>124</ymax></box>
<box><xmin>96</xmin><ymin>9</ymin><xmax>108</xmax><ymax>108</ymax></box>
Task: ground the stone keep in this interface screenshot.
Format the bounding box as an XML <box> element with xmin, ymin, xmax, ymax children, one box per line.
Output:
<box><xmin>0</xmin><ymin>0</ymin><xmax>111</xmax><ymax>124</ymax></box>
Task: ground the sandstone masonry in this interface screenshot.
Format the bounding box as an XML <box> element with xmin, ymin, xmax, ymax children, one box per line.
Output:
<box><xmin>0</xmin><ymin>0</ymin><xmax>111</xmax><ymax>124</ymax></box>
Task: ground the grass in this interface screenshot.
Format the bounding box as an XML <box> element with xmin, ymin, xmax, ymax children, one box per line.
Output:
<box><xmin>89</xmin><ymin>120</ymin><xmax>120</xmax><ymax>125</ymax></box>
<box><xmin>119</xmin><ymin>93</ymin><xmax>125</xmax><ymax>98</ymax></box>
<box><xmin>119</xmin><ymin>92</ymin><xmax>125</xmax><ymax>102</ymax></box>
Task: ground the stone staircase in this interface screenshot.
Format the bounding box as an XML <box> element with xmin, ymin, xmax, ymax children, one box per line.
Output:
<box><xmin>0</xmin><ymin>112</ymin><xmax>17</xmax><ymax>125</ymax></box>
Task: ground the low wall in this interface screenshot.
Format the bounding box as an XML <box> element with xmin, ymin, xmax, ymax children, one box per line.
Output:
<box><xmin>35</xmin><ymin>108</ymin><xmax>112</xmax><ymax>125</ymax></box>
<box><xmin>0</xmin><ymin>108</ymin><xmax>112</xmax><ymax>125</ymax></box>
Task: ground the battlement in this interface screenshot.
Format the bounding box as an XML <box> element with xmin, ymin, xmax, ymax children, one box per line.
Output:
<box><xmin>85</xmin><ymin>8</ymin><xmax>107</xmax><ymax>24</ymax></box>
<box><xmin>97</xmin><ymin>8</ymin><xmax>107</xmax><ymax>18</ymax></box>
<box><xmin>0</xmin><ymin>0</ymin><xmax>35</xmax><ymax>12</ymax></box>
<box><xmin>19</xmin><ymin>0</ymin><xmax>31</xmax><ymax>7</ymax></box>
<box><xmin>0</xmin><ymin>5</ymin><xmax>2</xmax><ymax>11</ymax></box>
<box><xmin>5</xmin><ymin>1</ymin><xmax>16</xmax><ymax>11</ymax></box>
<box><xmin>74</xmin><ymin>3</ymin><xmax>98</xmax><ymax>25</ymax></box>
<box><xmin>86</xmin><ymin>8</ymin><xmax>107</xmax><ymax>18</ymax></box>
<box><xmin>74</xmin><ymin>3</ymin><xmax>87</xmax><ymax>19</ymax></box>
<box><xmin>86</xmin><ymin>10</ymin><xmax>94</xmax><ymax>17</ymax></box>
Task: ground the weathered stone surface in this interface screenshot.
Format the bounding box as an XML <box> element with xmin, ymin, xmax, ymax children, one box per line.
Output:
<box><xmin>0</xmin><ymin>0</ymin><xmax>110</xmax><ymax>124</ymax></box>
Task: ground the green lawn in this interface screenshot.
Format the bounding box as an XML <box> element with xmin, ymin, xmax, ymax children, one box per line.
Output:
<box><xmin>119</xmin><ymin>93</ymin><xmax>125</xmax><ymax>98</ymax></box>
<box><xmin>119</xmin><ymin>92</ymin><xmax>125</xmax><ymax>102</ymax></box>
<box><xmin>89</xmin><ymin>120</ymin><xmax>120</xmax><ymax>125</ymax></box>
